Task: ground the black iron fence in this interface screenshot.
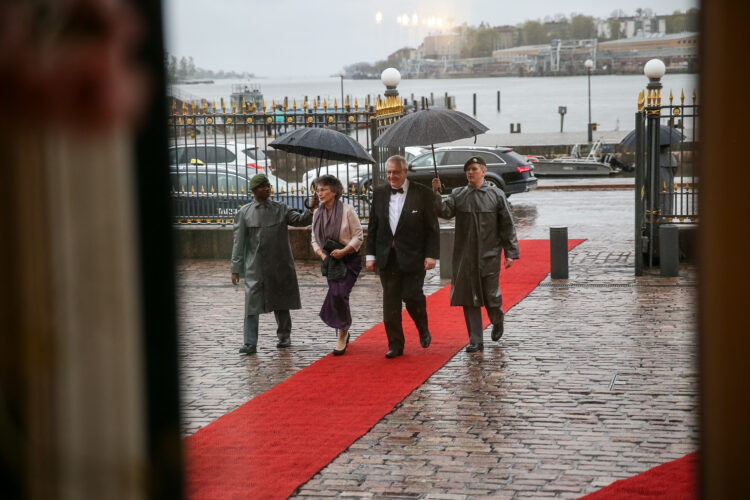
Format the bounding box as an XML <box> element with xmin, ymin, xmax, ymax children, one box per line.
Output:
<box><xmin>168</xmin><ymin>96</ymin><xmax>406</xmax><ymax>224</ymax></box>
<box><xmin>634</xmin><ymin>83</ymin><xmax>699</xmax><ymax>274</ymax></box>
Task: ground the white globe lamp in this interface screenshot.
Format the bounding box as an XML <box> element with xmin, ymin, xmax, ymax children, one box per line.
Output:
<box><xmin>381</xmin><ymin>68</ymin><xmax>401</xmax><ymax>97</ymax></box>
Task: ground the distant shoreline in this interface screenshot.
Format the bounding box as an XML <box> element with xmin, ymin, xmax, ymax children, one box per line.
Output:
<box><xmin>174</xmin><ymin>79</ymin><xmax>215</xmax><ymax>85</ymax></box>
<box><xmin>344</xmin><ymin>69</ymin><xmax>693</xmax><ymax>80</ymax></box>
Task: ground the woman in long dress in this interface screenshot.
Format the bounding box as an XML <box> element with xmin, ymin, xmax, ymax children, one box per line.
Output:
<box><xmin>311</xmin><ymin>175</ymin><xmax>363</xmax><ymax>355</ymax></box>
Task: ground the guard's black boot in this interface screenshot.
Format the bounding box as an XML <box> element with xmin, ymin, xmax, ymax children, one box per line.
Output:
<box><xmin>491</xmin><ymin>320</ymin><xmax>504</xmax><ymax>341</ymax></box>
<box><xmin>465</xmin><ymin>343</ymin><xmax>484</xmax><ymax>353</ymax></box>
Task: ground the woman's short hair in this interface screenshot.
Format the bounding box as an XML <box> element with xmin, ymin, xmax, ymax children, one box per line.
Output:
<box><xmin>314</xmin><ymin>174</ymin><xmax>343</xmax><ymax>199</ymax></box>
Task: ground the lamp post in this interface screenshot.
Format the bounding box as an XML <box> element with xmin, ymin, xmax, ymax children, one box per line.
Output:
<box><xmin>584</xmin><ymin>58</ymin><xmax>594</xmax><ymax>143</ymax></box>
<box><xmin>338</xmin><ymin>73</ymin><xmax>344</xmax><ymax>110</ymax></box>
<box><xmin>643</xmin><ymin>58</ymin><xmax>666</xmax><ymax>269</ymax></box>
<box><xmin>373</xmin><ymin>68</ymin><xmax>401</xmax><ymax>188</ymax></box>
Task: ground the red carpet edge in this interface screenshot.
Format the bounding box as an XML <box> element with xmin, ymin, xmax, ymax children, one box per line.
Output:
<box><xmin>580</xmin><ymin>452</ymin><xmax>697</xmax><ymax>499</ymax></box>
<box><xmin>185</xmin><ymin>239</ymin><xmax>585</xmax><ymax>499</ymax></box>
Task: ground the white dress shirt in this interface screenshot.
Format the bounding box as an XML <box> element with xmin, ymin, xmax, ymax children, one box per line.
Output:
<box><xmin>366</xmin><ymin>179</ymin><xmax>409</xmax><ymax>262</ymax></box>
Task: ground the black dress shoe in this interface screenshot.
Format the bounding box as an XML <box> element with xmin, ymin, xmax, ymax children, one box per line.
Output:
<box><xmin>465</xmin><ymin>343</ymin><xmax>484</xmax><ymax>353</ymax></box>
<box><xmin>333</xmin><ymin>332</ymin><xmax>350</xmax><ymax>356</ymax></box>
<box><xmin>491</xmin><ymin>321</ymin><xmax>504</xmax><ymax>341</ymax></box>
<box><xmin>239</xmin><ymin>344</ymin><xmax>257</xmax><ymax>355</ymax></box>
<box><xmin>419</xmin><ymin>330</ymin><xmax>432</xmax><ymax>348</ymax></box>
<box><xmin>276</xmin><ymin>339</ymin><xmax>292</xmax><ymax>348</ymax></box>
<box><xmin>385</xmin><ymin>349</ymin><xmax>403</xmax><ymax>359</ymax></box>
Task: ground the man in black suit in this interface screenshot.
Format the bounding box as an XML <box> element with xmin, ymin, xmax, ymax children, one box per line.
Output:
<box><xmin>366</xmin><ymin>155</ymin><xmax>440</xmax><ymax>358</ymax></box>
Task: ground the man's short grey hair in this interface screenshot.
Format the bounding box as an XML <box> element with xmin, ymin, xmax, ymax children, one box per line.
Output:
<box><xmin>385</xmin><ymin>155</ymin><xmax>408</xmax><ymax>171</ymax></box>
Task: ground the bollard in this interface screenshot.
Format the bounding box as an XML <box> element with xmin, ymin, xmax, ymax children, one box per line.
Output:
<box><xmin>497</xmin><ymin>90</ymin><xmax>501</xmax><ymax>112</ymax></box>
<box><xmin>473</xmin><ymin>93</ymin><xmax>477</xmax><ymax>116</ymax></box>
<box><xmin>550</xmin><ymin>226</ymin><xmax>569</xmax><ymax>279</ymax></box>
<box><xmin>439</xmin><ymin>227</ymin><xmax>455</xmax><ymax>279</ymax></box>
<box><xmin>659</xmin><ymin>224</ymin><xmax>679</xmax><ymax>277</ymax></box>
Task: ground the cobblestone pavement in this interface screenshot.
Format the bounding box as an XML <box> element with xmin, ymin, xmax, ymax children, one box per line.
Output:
<box><xmin>177</xmin><ymin>188</ymin><xmax>698</xmax><ymax>498</ymax></box>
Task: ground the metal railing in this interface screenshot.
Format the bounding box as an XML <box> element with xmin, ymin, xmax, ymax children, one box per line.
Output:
<box><xmin>168</xmin><ymin>96</ymin><xmax>406</xmax><ymax>224</ymax></box>
<box><xmin>634</xmin><ymin>84</ymin><xmax>699</xmax><ymax>274</ymax></box>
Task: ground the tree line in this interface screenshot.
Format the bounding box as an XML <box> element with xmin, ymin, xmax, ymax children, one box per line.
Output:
<box><xmin>165</xmin><ymin>53</ymin><xmax>253</xmax><ymax>82</ymax></box>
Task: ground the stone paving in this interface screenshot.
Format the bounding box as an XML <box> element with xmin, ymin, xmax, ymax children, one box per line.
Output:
<box><xmin>177</xmin><ymin>187</ymin><xmax>698</xmax><ymax>498</ymax></box>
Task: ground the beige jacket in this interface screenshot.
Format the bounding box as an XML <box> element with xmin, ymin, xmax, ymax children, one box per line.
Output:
<box><xmin>311</xmin><ymin>203</ymin><xmax>363</xmax><ymax>253</ymax></box>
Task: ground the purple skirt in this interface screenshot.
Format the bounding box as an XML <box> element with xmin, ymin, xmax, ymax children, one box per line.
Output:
<box><xmin>319</xmin><ymin>253</ymin><xmax>361</xmax><ymax>330</ymax></box>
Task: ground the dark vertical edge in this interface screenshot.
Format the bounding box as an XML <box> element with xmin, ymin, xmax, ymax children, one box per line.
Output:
<box><xmin>0</xmin><ymin>138</ymin><xmax>25</xmax><ymax>500</ymax></box>
<box><xmin>549</xmin><ymin>227</ymin><xmax>568</xmax><ymax>280</ymax></box>
<box><xmin>131</xmin><ymin>0</ymin><xmax>184</xmax><ymax>498</ymax></box>
<box><xmin>634</xmin><ymin>111</ymin><xmax>644</xmax><ymax>276</ymax></box>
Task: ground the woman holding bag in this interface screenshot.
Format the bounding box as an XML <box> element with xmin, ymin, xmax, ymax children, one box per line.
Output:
<box><xmin>311</xmin><ymin>175</ymin><xmax>363</xmax><ymax>355</ymax></box>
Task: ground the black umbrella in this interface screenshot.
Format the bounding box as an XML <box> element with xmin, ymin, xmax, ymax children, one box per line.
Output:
<box><xmin>373</xmin><ymin>108</ymin><xmax>489</xmax><ymax>177</ymax></box>
<box><xmin>269</xmin><ymin>127</ymin><xmax>374</xmax><ymax>207</ymax></box>
<box><xmin>619</xmin><ymin>124</ymin><xmax>685</xmax><ymax>148</ymax></box>
<box><xmin>269</xmin><ymin>127</ymin><xmax>375</xmax><ymax>171</ymax></box>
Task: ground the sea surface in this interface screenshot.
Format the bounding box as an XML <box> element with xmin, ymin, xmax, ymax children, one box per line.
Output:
<box><xmin>171</xmin><ymin>73</ymin><xmax>698</xmax><ymax>135</ymax></box>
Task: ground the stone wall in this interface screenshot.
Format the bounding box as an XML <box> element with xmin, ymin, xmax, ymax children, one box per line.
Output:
<box><xmin>174</xmin><ymin>225</ymin><xmax>368</xmax><ymax>261</ymax></box>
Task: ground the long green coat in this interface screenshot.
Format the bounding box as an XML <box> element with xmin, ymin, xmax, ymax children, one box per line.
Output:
<box><xmin>231</xmin><ymin>200</ymin><xmax>313</xmax><ymax>315</ymax></box>
<box><xmin>434</xmin><ymin>182</ymin><xmax>519</xmax><ymax>308</ymax></box>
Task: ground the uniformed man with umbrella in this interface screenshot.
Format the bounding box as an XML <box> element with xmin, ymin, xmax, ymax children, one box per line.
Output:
<box><xmin>431</xmin><ymin>156</ymin><xmax>519</xmax><ymax>352</ymax></box>
<box><xmin>231</xmin><ymin>173</ymin><xmax>318</xmax><ymax>355</ymax></box>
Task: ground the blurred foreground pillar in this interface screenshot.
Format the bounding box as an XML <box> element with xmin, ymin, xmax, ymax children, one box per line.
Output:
<box><xmin>0</xmin><ymin>0</ymin><xmax>182</xmax><ymax>498</ymax></box>
<box><xmin>699</xmin><ymin>0</ymin><xmax>750</xmax><ymax>498</ymax></box>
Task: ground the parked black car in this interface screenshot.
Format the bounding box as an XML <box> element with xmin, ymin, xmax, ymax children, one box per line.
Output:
<box><xmin>352</xmin><ymin>146</ymin><xmax>537</xmax><ymax>201</ymax></box>
<box><xmin>407</xmin><ymin>146</ymin><xmax>537</xmax><ymax>195</ymax></box>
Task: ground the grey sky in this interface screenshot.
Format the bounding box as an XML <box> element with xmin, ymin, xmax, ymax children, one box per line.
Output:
<box><xmin>163</xmin><ymin>0</ymin><xmax>697</xmax><ymax>77</ymax></box>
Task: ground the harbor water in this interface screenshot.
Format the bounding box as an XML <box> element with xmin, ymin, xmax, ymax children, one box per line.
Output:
<box><xmin>171</xmin><ymin>73</ymin><xmax>698</xmax><ymax>134</ymax></box>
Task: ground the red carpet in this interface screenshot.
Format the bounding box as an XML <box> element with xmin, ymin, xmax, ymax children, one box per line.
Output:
<box><xmin>580</xmin><ymin>452</ymin><xmax>697</xmax><ymax>499</ymax></box>
<box><xmin>185</xmin><ymin>239</ymin><xmax>584</xmax><ymax>499</ymax></box>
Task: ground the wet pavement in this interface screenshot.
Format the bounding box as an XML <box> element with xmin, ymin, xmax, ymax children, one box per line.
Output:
<box><xmin>177</xmin><ymin>186</ymin><xmax>697</xmax><ymax>498</ymax></box>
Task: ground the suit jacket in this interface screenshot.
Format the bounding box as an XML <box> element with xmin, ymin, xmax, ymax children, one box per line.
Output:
<box><xmin>366</xmin><ymin>181</ymin><xmax>440</xmax><ymax>273</ymax></box>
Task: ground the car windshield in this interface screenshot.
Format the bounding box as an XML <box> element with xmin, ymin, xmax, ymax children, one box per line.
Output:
<box><xmin>500</xmin><ymin>150</ymin><xmax>528</xmax><ymax>166</ymax></box>
<box><xmin>168</xmin><ymin>145</ymin><xmax>240</xmax><ymax>166</ymax></box>
<box><xmin>243</xmin><ymin>147</ymin><xmax>266</xmax><ymax>161</ymax></box>
<box><xmin>411</xmin><ymin>151</ymin><xmax>444</xmax><ymax>167</ymax></box>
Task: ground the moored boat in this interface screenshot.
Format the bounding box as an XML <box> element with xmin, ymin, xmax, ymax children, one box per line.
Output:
<box><xmin>531</xmin><ymin>139</ymin><xmax>621</xmax><ymax>177</ymax></box>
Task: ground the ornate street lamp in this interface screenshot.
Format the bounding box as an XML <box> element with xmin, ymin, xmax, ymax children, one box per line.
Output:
<box><xmin>642</xmin><ymin>58</ymin><xmax>666</xmax><ymax>270</ymax></box>
<box><xmin>584</xmin><ymin>58</ymin><xmax>594</xmax><ymax>142</ymax></box>
<box><xmin>380</xmin><ymin>67</ymin><xmax>401</xmax><ymax>98</ymax></box>
<box><xmin>644</xmin><ymin>58</ymin><xmax>666</xmax><ymax>86</ymax></box>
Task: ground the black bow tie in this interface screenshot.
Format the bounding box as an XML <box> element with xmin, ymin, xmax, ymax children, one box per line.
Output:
<box><xmin>390</xmin><ymin>187</ymin><xmax>404</xmax><ymax>194</ymax></box>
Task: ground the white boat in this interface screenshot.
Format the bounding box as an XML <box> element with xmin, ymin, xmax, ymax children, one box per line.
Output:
<box><xmin>532</xmin><ymin>139</ymin><xmax>621</xmax><ymax>177</ymax></box>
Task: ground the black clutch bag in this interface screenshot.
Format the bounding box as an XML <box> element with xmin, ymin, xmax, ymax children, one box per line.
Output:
<box><xmin>323</xmin><ymin>238</ymin><xmax>345</xmax><ymax>252</ymax></box>
<box><xmin>321</xmin><ymin>239</ymin><xmax>347</xmax><ymax>281</ymax></box>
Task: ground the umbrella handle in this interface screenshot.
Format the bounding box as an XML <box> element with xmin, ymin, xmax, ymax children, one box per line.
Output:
<box><xmin>430</xmin><ymin>144</ymin><xmax>439</xmax><ymax>179</ymax></box>
<box><xmin>304</xmin><ymin>193</ymin><xmax>319</xmax><ymax>210</ymax></box>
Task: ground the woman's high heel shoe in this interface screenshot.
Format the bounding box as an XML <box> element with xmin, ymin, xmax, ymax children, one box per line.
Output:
<box><xmin>333</xmin><ymin>330</ymin><xmax>350</xmax><ymax>356</ymax></box>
